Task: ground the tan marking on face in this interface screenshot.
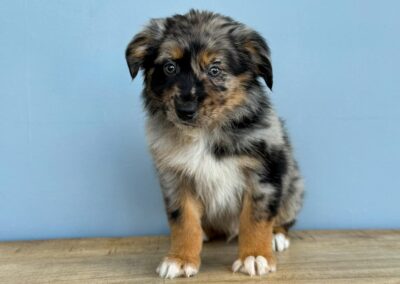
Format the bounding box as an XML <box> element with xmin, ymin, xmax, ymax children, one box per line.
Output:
<box><xmin>199</xmin><ymin>73</ymin><xmax>250</xmax><ymax>128</ymax></box>
<box><xmin>203</xmin><ymin>72</ymin><xmax>250</xmax><ymax>104</ymax></box>
<box><xmin>167</xmin><ymin>183</ymin><xmax>203</xmax><ymax>267</ymax></box>
<box><xmin>156</xmin><ymin>41</ymin><xmax>184</xmax><ymax>63</ymax></box>
<box><xmin>198</xmin><ymin>50</ymin><xmax>220</xmax><ymax>69</ymax></box>
<box><xmin>223</xmin><ymin>87</ymin><xmax>246</xmax><ymax>109</ymax></box>
<box><xmin>170</xmin><ymin>45</ymin><xmax>184</xmax><ymax>59</ymax></box>
<box><xmin>238</xmin><ymin>192</ymin><xmax>276</xmax><ymax>267</ymax></box>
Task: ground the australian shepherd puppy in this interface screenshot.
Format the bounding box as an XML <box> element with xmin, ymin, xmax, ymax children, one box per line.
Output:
<box><xmin>126</xmin><ymin>10</ymin><xmax>304</xmax><ymax>278</ymax></box>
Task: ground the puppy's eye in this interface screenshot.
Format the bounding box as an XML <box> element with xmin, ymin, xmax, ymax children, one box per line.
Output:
<box><xmin>164</xmin><ymin>62</ymin><xmax>177</xmax><ymax>75</ymax></box>
<box><xmin>208</xmin><ymin>66</ymin><xmax>221</xmax><ymax>77</ymax></box>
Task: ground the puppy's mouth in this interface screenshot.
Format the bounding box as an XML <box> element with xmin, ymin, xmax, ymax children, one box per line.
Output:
<box><xmin>175</xmin><ymin>111</ymin><xmax>198</xmax><ymax>127</ymax></box>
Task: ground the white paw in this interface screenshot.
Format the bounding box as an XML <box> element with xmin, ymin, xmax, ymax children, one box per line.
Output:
<box><xmin>272</xmin><ymin>233</ymin><xmax>290</xmax><ymax>252</ymax></box>
<box><xmin>232</xmin><ymin>256</ymin><xmax>276</xmax><ymax>276</ymax></box>
<box><xmin>156</xmin><ymin>258</ymin><xmax>198</xmax><ymax>279</ymax></box>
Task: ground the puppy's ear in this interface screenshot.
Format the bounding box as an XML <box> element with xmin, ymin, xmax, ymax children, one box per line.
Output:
<box><xmin>243</xmin><ymin>31</ymin><xmax>273</xmax><ymax>90</ymax></box>
<box><xmin>125</xmin><ymin>19</ymin><xmax>165</xmax><ymax>80</ymax></box>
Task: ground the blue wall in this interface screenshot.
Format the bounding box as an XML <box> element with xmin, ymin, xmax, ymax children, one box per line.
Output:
<box><xmin>1</xmin><ymin>0</ymin><xmax>399</xmax><ymax>241</ymax></box>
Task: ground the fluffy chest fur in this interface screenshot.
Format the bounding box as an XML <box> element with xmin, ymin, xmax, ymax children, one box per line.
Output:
<box><xmin>147</xmin><ymin>123</ymin><xmax>245</xmax><ymax>223</ymax></box>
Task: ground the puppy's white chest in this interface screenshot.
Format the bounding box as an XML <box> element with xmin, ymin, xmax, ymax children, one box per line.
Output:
<box><xmin>157</xmin><ymin>132</ymin><xmax>245</xmax><ymax>218</ymax></box>
<box><xmin>181</xmin><ymin>138</ymin><xmax>244</xmax><ymax>218</ymax></box>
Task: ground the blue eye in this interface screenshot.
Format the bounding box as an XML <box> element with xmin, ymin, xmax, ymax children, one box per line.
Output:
<box><xmin>164</xmin><ymin>62</ymin><xmax>177</xmax><ymax>75</ymax></box>
<box><xmin>208</xmin><ymin>65</ymin><xmax>221</xmax><ymax>77</ymax></box>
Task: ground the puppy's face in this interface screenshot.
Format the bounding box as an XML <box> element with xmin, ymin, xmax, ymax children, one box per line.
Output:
<box><xmin>126</xmin><ymin>10</ymin><xmax>273</xmax><ymax>128</ymax></box>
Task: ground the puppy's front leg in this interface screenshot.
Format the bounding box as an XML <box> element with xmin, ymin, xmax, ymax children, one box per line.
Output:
<box><xmin>157</xmin><ymin>186</ymin><xmax>203</xmax><ymax>279</ymax></box>
<box><xmin>233</xmin><ymin>193</ymin><xmax>276</xmax><ymax>276</ymax></box>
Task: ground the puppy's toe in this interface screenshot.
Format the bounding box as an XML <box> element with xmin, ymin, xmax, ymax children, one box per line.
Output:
<box><xmin>183</xmin><ymin>263</ymin><xmax>198</xmax><ymax>277</ymax></box>
<box><xmin>156</xmin><ymin>257</ymin><xmax>198</xmax><ymax>279</ymax></box>
<box><xmin>272</xmin><ymin>233</ymin><xmax>290</xmax><ymax>252</ymax></box>
<box><xmin>232</xmin><ymin>255</ymin><xmax>276</xmax><ymax>276</ymax></box>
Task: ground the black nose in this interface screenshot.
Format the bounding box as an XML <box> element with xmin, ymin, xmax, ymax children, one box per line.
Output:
<box><xmin>174</xmin><ymin>98</ymin><xmax>197</xmax><ymax>121</ymax></box>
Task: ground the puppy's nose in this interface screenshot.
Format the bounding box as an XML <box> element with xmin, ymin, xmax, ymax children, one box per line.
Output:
<box><xmin>174</xmin><ymin>98</ymin><xmax>197</xmax><ymax>121</ymax></box>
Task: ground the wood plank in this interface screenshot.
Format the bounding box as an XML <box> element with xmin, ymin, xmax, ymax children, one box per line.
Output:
<box><xmin>0</xmin><ymin>230</ymin><xmax>399</xmax><ymax>283</ymax></box>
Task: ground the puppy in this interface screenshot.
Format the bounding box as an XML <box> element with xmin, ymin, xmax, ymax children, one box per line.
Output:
<box><xmin>126</xmin><ymin>10</ymin><xmax>304</xmax><ymax>278</ymax></box>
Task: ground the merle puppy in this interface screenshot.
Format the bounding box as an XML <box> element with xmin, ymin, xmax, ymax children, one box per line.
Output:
<box><xmin>126</xmin><ymin>9</ymin><xmax>304</xmax><ymax>278</ymax></box>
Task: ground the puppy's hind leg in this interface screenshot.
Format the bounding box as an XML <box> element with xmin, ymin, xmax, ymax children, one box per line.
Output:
<box><xmin>272</xmin><ymin>220</ymin><xmax>295</xmax><ymax>252</ymax></box>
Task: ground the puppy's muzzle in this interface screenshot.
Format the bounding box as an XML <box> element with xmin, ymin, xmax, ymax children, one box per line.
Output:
<box><xmin>174</xmin><ymin>96</ymin><xmax>197</xmax><ymax>121</ymax></box>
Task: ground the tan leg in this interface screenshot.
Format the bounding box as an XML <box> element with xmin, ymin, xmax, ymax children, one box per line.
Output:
<box><xmin>157</xmin><ymin>189</ymin><xmax>203</xmax><ymax>279</ymax></box>
<box><xmin>232</xmin><ymin>193</ymin><xmax>276</xmax><ymax>276</ymax></box>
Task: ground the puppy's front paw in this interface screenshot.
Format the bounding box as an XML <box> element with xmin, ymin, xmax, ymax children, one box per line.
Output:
<box><xmin>156</xmin><ymin>257</ymin><xmax>199</xmax><ymax>279</ymax></box>
<box><xmin>232</xmin><ymin>255</ymin><xmax>276</xmax><ymax>276</ymax></box>
<box><xmin>272</xmin><ymin>233</ymin><xmax>290</xmax><ymax>252</ymax></box>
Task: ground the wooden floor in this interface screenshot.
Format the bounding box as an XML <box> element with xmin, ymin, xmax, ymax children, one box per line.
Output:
<box><xmin>0</xmin><ymin>231</ymin><xmax>399</xmax><ymax>283</ymax></box>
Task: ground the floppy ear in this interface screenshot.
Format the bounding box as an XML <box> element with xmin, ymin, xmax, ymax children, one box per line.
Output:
<box><xmin>125</xmin><ymin>19</ymin><xmax>165</xmax><ymax>80</ymax></box>
<box><xmin>242</xmin><ymin>31</ymin><xmax>273</xmax><ymax>90</ymax></box>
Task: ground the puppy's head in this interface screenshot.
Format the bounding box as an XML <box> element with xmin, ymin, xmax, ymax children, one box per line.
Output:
<box><xmin>126</xmin><ymin>10</ymin><xmax>272</xmax><ymax>128</ymax></box>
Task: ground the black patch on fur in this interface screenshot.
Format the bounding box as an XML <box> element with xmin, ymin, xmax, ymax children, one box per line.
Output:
<box><xmin>177</xmin><ymin>52</ymin><xmax>207</xmax><ymax>103</ymax></box>
<box><xmin>229</xmin><ymin>108</ymin><xmax>266</xmax><ymax>130</ymax></box>
<box><xmin>211</xmin><ymin>138</ymin><xmax>263</xmax><ymax>159</ymax></box>
<box><xmin>212</xmin><ymin>143</ymin><xmax>229</xmax><ymax>158</ymax></box>
<box><xmin>266</xmin><ymin>190</ymin><xmax>282</xmax><ymax>219</ymax></box>
<box><xmin>225</xmin><ymin>47</ymin><xmax>251</xmax><ymax>76</ymax></box>
<box><xmin>168</xmin><ymin>209</ymin><xmax>181</xmax><ymax>221</ymax></box>
<box><xmin>194</xmin><ymin>76</ymin><xmax>207</xmax><ymax>103</ymax></box>
<box><xmin>251</xmin><ymin>141</ymin><xmax>288</xmax><ymax>218</ymax></box>
<box><xmin>226</xmin><ymin>95</ymin><xmax>270</xmax><ymax>131</ymax></box>
<box><xmin>243</xmin><ymin>77</ymin><xmax>262</xmax><ymax>92</ymax></box>
<box><xmin>211</xmin><ymin>135</ymin><xmax>262</xmax><ymax>159</ymax></box>
<box><xmin>281</xmin><ymin>219</ymin><xmax>296</xmax><ymax>232</ymax></box>
<box><xmin>259</xmin><ymin>148</ymin><xmax>288</xmax><ymax>187</ymax></box>
<box><xmin>189</xmin><ymin>40</ymin><xmax>205</xmax><ymax>56</ymax></box>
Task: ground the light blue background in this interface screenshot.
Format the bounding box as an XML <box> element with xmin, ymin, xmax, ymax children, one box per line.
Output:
<box><xmin>1</xmin><ymin>0</ymin><xmax>399</xmax><ymax>241</ymax></box>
